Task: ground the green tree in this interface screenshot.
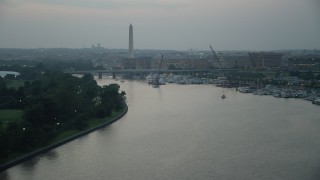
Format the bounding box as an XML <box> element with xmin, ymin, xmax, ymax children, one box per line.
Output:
<box><xmin>300</xmin><ymin>71</ymin><xmax>314</xmax><ymax>80</ymax></box>
<box><xmin>0</xmin><ymin>71</ymin><xmax>126</xmax><ymax>162</ymax></box>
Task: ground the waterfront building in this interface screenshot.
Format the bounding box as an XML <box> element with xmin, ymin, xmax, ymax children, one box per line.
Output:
<box><xmin>218</xmin><ymin>52</ymin><xmax>251</xmax><ymax>68</ymax></box>
<box><xmin>288</xmin><ymin>56</ymin><xmax>320</xmax><ymax>71</ymax></box>
<box><xmin>249</xmin><ymin>52</ymin><xmax>283</xmax><ymax>69</ymax></box>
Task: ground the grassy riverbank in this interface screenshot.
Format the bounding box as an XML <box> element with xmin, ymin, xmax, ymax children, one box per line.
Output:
<box><xmin>50</xmin><ymin>110</ymin><xmax>124</xmax><ymax>144</ymax></box>
<box><xmin>6</xmin><ymin>80</ymin><xmax>25</xmax><ymax>89</ymax></box>
<box><xmin>0</xmin><ymin>107</ymin><xmax>127</xmax><ymax>167</ymax></box>
<box><xmin>0</xmin><ymin>110</ymin><xmax>23</xmax><ymax>128</ymax></box>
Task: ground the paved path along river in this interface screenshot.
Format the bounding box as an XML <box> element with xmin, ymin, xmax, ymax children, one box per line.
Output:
<box><xmin>2</xmin><ymin>78</ymin><xmax>320</xmax><ymax>180</ymax></box>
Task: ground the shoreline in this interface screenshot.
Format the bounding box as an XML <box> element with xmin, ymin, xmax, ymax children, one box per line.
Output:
<box><xmin>0</xmin><ymin>104</ymin><xmax>128</xmax><ymax>172</ymax></box>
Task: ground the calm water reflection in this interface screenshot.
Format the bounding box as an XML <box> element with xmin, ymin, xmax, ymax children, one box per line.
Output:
<box><xmin>2</xmin><ymin>78</ymin><xmax>320</xmax><ymax>180</ymax></box>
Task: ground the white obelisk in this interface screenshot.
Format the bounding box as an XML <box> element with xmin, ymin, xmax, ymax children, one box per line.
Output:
<box><xmin>129</xmin><ymin>24</ymin><xmax>134</xmax><ymax>58</ymax></box>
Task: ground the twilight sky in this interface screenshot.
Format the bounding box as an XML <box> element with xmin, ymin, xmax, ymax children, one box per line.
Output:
<box><xmin>0</xmin><ymin>0</ymin><xmax>319</xmax><ymax>50</ymax></box>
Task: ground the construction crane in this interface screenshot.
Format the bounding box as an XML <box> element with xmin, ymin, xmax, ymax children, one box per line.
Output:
<box><xmin>210</xmin><ymin>45</ymin><xmax>229</xmax><ymax>91</ymax></box>
<box><xmin>153</xmin><ymin>54</ymin><xmax>164</xmax><ymax>88</ymax></box>
<box><xmin>209</xmin><ymin>45</ymin><xmax>223</xmax><ymax>69</ymax></box>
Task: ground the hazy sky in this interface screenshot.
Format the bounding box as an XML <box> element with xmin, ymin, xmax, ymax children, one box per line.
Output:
<box><xmin>0</xmin><ymin>0</ymin><xmax>319</xmax><ymax>50</ymax></box>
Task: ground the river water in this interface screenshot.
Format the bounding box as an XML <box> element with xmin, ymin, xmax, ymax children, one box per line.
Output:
<box><xmin>2</xmin><ymin>78</ymin><xmax>320</xmax><ymax>180</ymax></box>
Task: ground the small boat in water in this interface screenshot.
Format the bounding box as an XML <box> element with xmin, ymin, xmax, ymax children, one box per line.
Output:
<box><xmin>221</xmin><ymin>94</ymin><xmax>226</xmax><ymax>99</ymax></box>
<box><xmin>312</xmin><ymin>98</ymin><xmax>320</xmax><ymax>105</ymax></box>
<box><xmin>152</xmin><ymin>84</ymin><xmax>159</xmax><ymax>88</ymax></box>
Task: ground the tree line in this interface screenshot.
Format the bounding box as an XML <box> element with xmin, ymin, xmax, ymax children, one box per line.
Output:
<box><xmin>0</xmin><ymin>72</ymin><xmax>126</xmax><ymax>162</ymax></box>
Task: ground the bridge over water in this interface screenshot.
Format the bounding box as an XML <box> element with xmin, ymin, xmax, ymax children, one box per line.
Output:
<box><xmin>67</xmin><ymin>69</ymin><xmax>239</xmax><ymax>79</ymax></box>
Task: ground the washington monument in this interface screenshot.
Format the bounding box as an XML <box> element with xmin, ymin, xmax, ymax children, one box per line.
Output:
<box><xmin>129</xmin><ymin>24</ymin><xmax>134</xmax><ymax>58</ymax></box>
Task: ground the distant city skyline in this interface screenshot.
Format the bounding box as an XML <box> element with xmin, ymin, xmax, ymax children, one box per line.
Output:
<box><xmin>0</xmin><ymin>0</ymin><xmax>319</xmax><ymax>51</ymax></box>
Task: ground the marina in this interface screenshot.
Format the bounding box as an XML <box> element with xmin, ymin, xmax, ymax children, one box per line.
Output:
<box><xmin>145</xmin><ymin>74</ymin><xmax>320</xmax><ymax>106</ymax></box>
<box><xmin>239</xmin><ymin>85</ymin><xmax>320</xmax><ymax>105</ymax></box>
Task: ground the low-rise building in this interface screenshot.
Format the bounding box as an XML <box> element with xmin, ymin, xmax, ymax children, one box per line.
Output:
<box><xmin>249</xmin><ymin>52</ymin><xmax>283</xmax><ymax>69</ymax></box>
<box><xmin>288</xmin><ymin>56</ymin><xmax>320</xmax><ymax>71</ymax></box>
